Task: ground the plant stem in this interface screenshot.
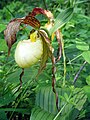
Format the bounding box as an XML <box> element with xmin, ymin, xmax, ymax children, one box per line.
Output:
<box><xmin>62</xmin><ymin>38</ymin><xmax>66</xmax><ymax>86</ymax></box>
<box><xmin>43</xmin><ymin>0</ymin><xmax>47</xmax><ymax>10</ymax></box>
<box><xmin>67</xmin><ymin>53</ymin><xmax>82</xmax><ymax>64</ymax></box>
<box><xmin>73</xmin><ymin>61</ymin><xmax>87</xmax><ymax>84</ymax></box>
<box><xmin>53</xmin><ymin>103</ymin><xmax>67</xmax><ymax>120</ymax></box>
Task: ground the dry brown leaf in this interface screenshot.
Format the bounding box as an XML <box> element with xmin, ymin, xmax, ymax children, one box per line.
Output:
<box><xmin>22</xmin><ymin>14</ymin><xmax>40</xmax><ymax>28</ymax></box>
<box><xmin>4</xmin><ymin>14</ymin><xmax>40</xmax><ymax>55</ymax></box>
<box><xmin>55</xmin><ymin>30</ymin><xmax>62</xmax><ymax>62</ymax></box>
<box><xmin>31</xmin><ymin>7</ymin><xmax>54</xmax><ymax>20</ymax></box>
<box><xmin>4</xmin><ymin>19</ymin><xmax>21</xmax><ymax>55</ymax></box>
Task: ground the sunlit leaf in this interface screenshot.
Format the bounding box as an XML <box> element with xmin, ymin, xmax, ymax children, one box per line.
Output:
<box><xmin>0</xmin><ymin>24</ymin><xmax>6</xmax><ymax>32</ymax></box>
<box><xmin>86</xmin><ymin>76</ymin><xmax>90</xmax><ymax>85</ymax></box>
<box><xmin>82</xmin><ymin>51</ymin><xmax>90</xmax><ymax>64</ymax></box>
<box><xmin>83</xmin><ymin>86</ymin><xmax>90</xmax><ymax>102</ymax></box>
<box><xmin>0</xmin><ymin>39</ymin><xmax>8</xmax><ymax>52</ymax></box>
<box><xmin>50</xmin><ymin>7</ymin><xmax>73</xmax><ymax>34</ymax></box>
<box><xmin>76</xmin><ymin>41</ymin><xmax>89</xmax><ymax>51</ymax></box>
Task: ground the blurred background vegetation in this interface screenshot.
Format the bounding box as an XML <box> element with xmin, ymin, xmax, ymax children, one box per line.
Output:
<box><xmin>0</xmin><ymin>0</ymin><xmax>90</xmax><ymax>120</ymax></box>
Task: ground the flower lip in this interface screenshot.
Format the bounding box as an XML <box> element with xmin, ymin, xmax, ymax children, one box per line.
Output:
<box><xmin>15</xmin><ymin>38</ymin><xmax>43</xmax><ymax>68</ymax></box>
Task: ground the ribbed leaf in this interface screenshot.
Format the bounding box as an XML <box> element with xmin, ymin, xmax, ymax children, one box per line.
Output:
<box><xmin>36</xmin><ymin>86</ymin><xmax>57</xmax><ymax>114</ymax></box>
<box><xmin>50</xmin><ymin>7</ymin><xmax>73</xmax><ymax>34</ymax></box>
<box><xmin>35</xmin><ymin>86</ymin><xmax>87</xmax><ymax>120</ymax></box>
<box><xmin>30</xmin><ymin>107</ymin><xmax>60</xmax><ymax>120</ymax></box>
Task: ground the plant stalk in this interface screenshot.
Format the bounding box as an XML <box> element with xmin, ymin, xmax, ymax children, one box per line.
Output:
<box><xmin>53</xmin><ymin>103</ymin><xmax>67</xmax><ymax>120</ymax></box>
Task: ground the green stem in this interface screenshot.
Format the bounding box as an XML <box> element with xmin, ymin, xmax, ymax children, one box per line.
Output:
<box><xmin>53</xmin><ymin>103</ymin><xmax>67</xmax><ymax>120</ymax></box>
<box><xmin>62</xmin><ymin>39</ymin><xmax>66</xmax><ymax>86</ymax></box>
<box><xmin>67</xmin><ymin>54</ymin><xmax>82</xmax><ymax>64</ymax></box>
<box><xmin>43</xmin><ymin>0</ymin><xmax>47</xmax><ymax>10</ymax></box>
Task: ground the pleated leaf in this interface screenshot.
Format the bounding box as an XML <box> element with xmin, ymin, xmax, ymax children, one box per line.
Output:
<box><xmin>35</xmin><ymin>86</ymin><xmax>87</xmax><ymax>120</ymax></box>
<box><xmin>50</xmin><ymin>7</ymin><xmax>73</xmax><ymax>35</ymax></box>
<box><xmin>30</xmin><ymin>107</ymin><xmax>60</xmax><ymax>120</ymax></box>
<box><xmin>36</xmin><ymin>86</ymin><xmax>58</xmax><ymax>114</ymax></box>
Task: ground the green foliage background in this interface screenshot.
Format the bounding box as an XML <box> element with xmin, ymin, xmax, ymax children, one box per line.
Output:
<box><xmin>0</xmin><ymin>0</ymin><xmax>90</xmax><ymax>120</ymax></box>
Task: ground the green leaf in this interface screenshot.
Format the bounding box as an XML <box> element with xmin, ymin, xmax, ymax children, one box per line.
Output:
<box><xmin>7</xmin><ymin>67</ymin><xmax>38</xmax><ymax>84</ymax></box>
<box><xmin>0</xmin><ymin>39</ymin><xmax>8</xmax><ymax>52</ymax></box>
<box><xmin>86</xmin><ymin>76</ymin><xmax>90</xmax><ymax>85</ymax></box>
<box><xmin>83</xmin><ymin>86</ymin><xmax>90</xmax><ymax>102</ymax></box>
<box><xmin>0</xmin><ymin>108</ymin><xmax>29</xmax><ymax>114</ymax></box>
<box><xmin>37</xmin><ymin>40</ymin><xmax>49</xmax><ymax>76</ymax></box>
<box><xmin>37</xmin><ymin>30</ymin><xmax>53</xmax><ymax>76</ymax></box>
<box><xmin>0</xmin><ymin>85</ymin><xmax>19</xmax><ymax>107</ymax></box>
<box><xmin>36</xmin><ymin>86</ymin><xmax>57</xmax><ymax>114</ymax></box>
<box><xmin>0</xmin><ymin>111</ymin><xmax>8</xmax><ymax>120</ymax></box>
<box><xmin>74</xmin><ymin>89</ymin><xmax>87</xmax><ymax>111</ymax></box>
<box><xmin>82</xmin><ymin>51</ymin><xmax>90</xmax><ymax>64</ymax></box>
<box><xmin>35</xmin><ymin>86</ymin><xmax>86</xmax><ymax>120</ymax></box>
<box><xmin>30</xmin><ymin>107</ymin><xmax>59</xmax><ymax>120</ymax></box>
<box><xmin>76</xmin><ymin>41</ymin><xmax>89</xmax><ymax>51</ymax></box>
<box><xmin>50</xmin><ymin>7</ymin><xmax>73</xmax><ymax>34</ymax></box>
<box><xmin>0</xmin><ymin>24</ymin><xmax>6</xmax><ymax>32</ymax></box>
